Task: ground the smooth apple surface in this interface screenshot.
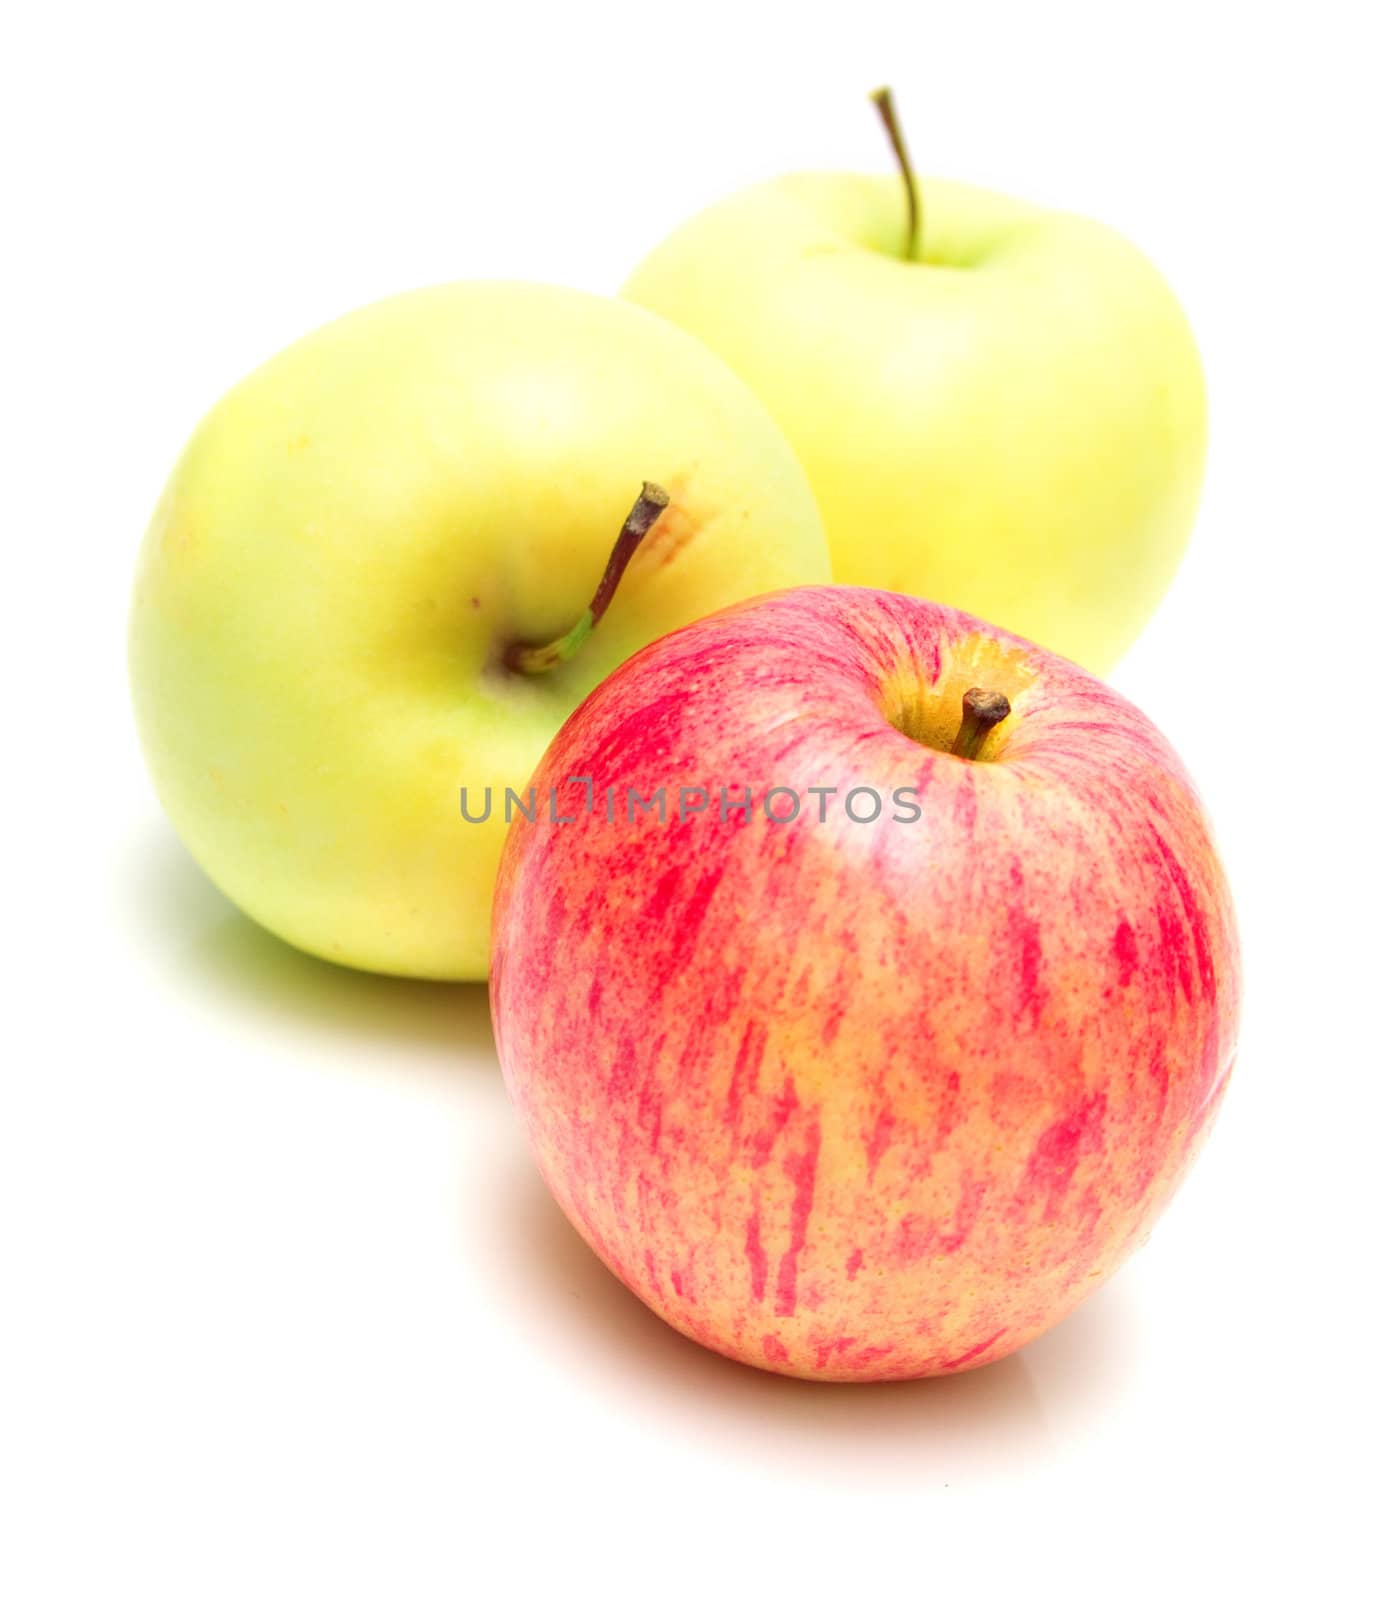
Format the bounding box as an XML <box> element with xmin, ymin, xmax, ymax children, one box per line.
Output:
<box><xmin>129</xmin><ymin>282</ymin><xmax>829</xmax><ymax>979</ymax></box>
<box><xmin>491</xmin><ymin>587</ymin><xmax>1240</xmax><ymax>1380</ymax></box>
<box><xmin>624</xmin><ymin>175</ymin><xmax>1207</xmax><ymax>674</ymax></box>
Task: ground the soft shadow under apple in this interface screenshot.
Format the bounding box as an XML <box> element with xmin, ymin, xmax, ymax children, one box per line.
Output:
<box><xmin>120</xmin><ymin>820</ymin><xmax>495</xmax><ymax>1063</ymax></box>
<box><xmin>474</xmin><ymin>1152</ymin><xmax>1143</xmax><ymax>1488</ymax></box>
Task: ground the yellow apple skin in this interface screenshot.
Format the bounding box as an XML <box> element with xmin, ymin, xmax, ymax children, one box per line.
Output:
<box><xmin>129</xmin><ymin>282</ymin><xmax>829</xmax><ymax>979</ymax></box>
<box><xmin>624</xmin><ymin>174</ymin><xmax>1207</xmax><ymax>674</ymax></box>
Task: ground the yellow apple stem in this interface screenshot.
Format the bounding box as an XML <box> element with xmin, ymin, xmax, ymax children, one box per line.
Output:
<box><xmin>870</xmin><ymin>85</ymin><xmax>922</xmax><ymax>261</ymax></box>
<box><xmin>950</xmin><ymin>688</ymin><xmax>1011</xmax><ymax>761</ymax></box>
<box><xmin>505</xmin><ymin>481</ymin><xmax>670</xmax><ymax>676</ymax></box>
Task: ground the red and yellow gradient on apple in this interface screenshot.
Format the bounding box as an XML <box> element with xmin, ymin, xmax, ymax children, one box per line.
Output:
<box><xmin>491</xmin><ymin>587</ymin><xmax>1240</xmax><ymax>1381</ymax></box>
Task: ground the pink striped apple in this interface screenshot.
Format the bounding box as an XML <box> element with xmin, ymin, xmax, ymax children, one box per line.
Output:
<box><xmin>490</xmin><ymin>586</ymin><xmax>1240</xmax><ymax>1381</ymax></box>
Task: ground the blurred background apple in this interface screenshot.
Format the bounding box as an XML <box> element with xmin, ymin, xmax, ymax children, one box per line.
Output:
<box><xmin>624</xmin><ymin>94</ymin><xmax>1206</xmax><ymax>675</ymax></box>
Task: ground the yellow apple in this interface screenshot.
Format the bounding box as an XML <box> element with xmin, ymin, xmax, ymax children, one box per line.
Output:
<box><xmin>129</xmin><ymin>282</ymin><xmax>829</xmax><ymax>979</ymax></box>
<box><xmin>624</xmin><ymin>131</ymin><xmax>1206</xmax><ymax>674</ymax></box>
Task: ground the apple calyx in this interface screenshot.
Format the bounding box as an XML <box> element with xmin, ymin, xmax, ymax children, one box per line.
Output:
<box><xmin>870</xmin><ymin>86</ymin><xmax>922</xmax><ymax>262</ymax></box>
<box><xmin>950</xmin><ymin>688</ymin><xmax>1011</xmax><ymax>761</ymax></box>
<box><xmin>505</xmin><ymin>482</ymin><xmax>670</xmax><ymax>676</ymax></box>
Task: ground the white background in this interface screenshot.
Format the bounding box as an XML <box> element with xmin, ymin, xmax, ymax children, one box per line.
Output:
<box><xmin>4</xmin><ymin>3</ymin><xmax>1371</xmax><ymax>1595</ymax></box>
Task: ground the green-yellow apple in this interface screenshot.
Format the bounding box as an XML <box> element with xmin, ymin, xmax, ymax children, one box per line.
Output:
<box><xmin>491</xmin><ymin>586</ymin><xmax>1240</xmax><ymax>1380</ymax></box>
<box><xmin>623</xmin><ymin>92</ymin><xmax>1206</xmax><ymax>675</ymax></box>
<box><xmin>129</xmin><ymin>282</ymin><xmax>829</xmax><ymax>979</ymax></box>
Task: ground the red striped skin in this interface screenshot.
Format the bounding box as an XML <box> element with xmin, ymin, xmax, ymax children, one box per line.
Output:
<box><xmin>491</xmin><ymin>587</ymin><xmax>1241</xmax><ymax>1382</ymax></box>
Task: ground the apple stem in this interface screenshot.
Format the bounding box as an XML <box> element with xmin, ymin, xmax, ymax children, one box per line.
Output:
<box><xmin>505</xmin><ymin>482</ymin><xmax>670</xmax><ymax>676</ymax></box>
<box><xmin>870</xmin><ymin>85</ymin><xmax>921</xmax><ymax>261</ymax></box>
<box><xmin>951</xmin><ymin>688</ymin><xmax>1011</xmax><ymax>761</ymax></box>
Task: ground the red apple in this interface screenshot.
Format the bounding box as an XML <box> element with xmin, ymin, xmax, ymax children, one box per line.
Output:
<box><xmin>490</xmin><ymin>586</ymin><xmax>1240</xmax><ymax>1381</ymax></box>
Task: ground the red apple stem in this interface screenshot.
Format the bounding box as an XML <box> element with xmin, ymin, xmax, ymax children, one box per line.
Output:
<box><xmin>951</xmin><ymin>688</ymin><xmax>1011</xmax><ymax>761</ymax></box>
<box><xmin>870</xmin><ymin>86</ymin><xmax>922</xmax><ymax>262</ymax></box>
<box><xmin>505</xmin><ymin>482</ymin><xmax>670</xmax><ymax>676</ymax></box>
